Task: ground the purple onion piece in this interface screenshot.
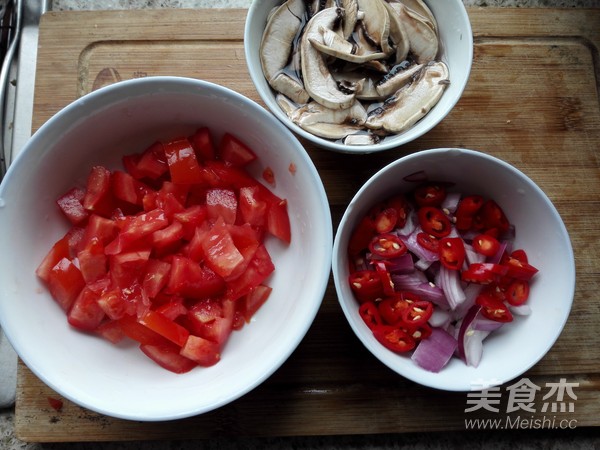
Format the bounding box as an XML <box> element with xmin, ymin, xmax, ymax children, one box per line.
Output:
<box><xmin>441</xmin><ymin>191</ymin><xmax>462</xmax><ymax>214</ymax></box>
<box><xmin>439</xmin><ymin>265</ymin><xmax>466</xmax><ymax>310</ymax></box>
<box><xmin>411</xmin><ymin>327</ymin><xmax>458</xmax><ymax>373</ymax></box>
<box><xmin>509</xmin><ymin>304</ymin><xmax>532</xmax><ymax>316</ymax></box>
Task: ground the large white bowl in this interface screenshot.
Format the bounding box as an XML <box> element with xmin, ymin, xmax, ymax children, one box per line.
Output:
<box><xmin>332</xmin><ymin>148</ymin><xmax>575</xmax><ymax>391</ymax></box>
<box><xmin>244</xmin><ymin>0</ymin><xmax>473</xmax><ymax>154</ymax></box>
<box><xmin>0</xmin><ymin>77</ymin><xmax>332</xmax><ymax>420</ymax></box>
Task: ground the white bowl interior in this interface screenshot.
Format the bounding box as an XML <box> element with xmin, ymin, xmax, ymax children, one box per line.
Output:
<box><xmin>244</xmin><ymin>0</ymin><xmax>473</xmax><ymax>153</ymax></box>
<box><xmin>332</xmin><ymin>148</ymin><xmax>575</xmax><ymax>391</ymax></box>
<box><xmin>0</xmin><ymin>77</ymin><xmax>332</xmax><ymax>420</ymax></box>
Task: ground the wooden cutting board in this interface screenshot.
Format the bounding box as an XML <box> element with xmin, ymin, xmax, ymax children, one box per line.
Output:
<box><xmin>15</xmin><ymin>7</ymin><xmax>600</xmax><ymax>442</ymax></box>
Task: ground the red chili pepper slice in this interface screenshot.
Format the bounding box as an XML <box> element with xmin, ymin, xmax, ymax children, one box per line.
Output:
<box><xmin>405</xmin><ymin>322</ymin><xmax>432</xmax><ymax>342</ymax></box>
<box><xmin>401</xmin><ymin>300</ymin><xmax>433</xmax><ymax>327</ymax></box>
<box><xmin>454</xmin><ymin>195</ymin><xmax>484</xmax><ymax>231</ymax></box>
<box><xmin>385</xmin><ymin>194</ymin><xmax>410</xmax><ymax>229</ymax></box>
<box><xmin>414</xmin><ymin>183</ymin><xmax>446</xmax><ymax>207</ymax></box>
<box><xmin>476</xmin><ymin>293</ymin><xmax>513</xmax><ymax>323</ymax></box>
<box><xmin>416</xmin><ymin>232</ymin><xmax>439</xmax><ymax>252</ymax></box>
<box><xmin>372</xmin><ymin>325</ymin><xmax>416</xmax><ymax>353</ymax></box>
<box><xmin>503</xmin><ymin>257</ymin><xmax>539</xmax><ymax>281</ymax></box>
<box><xmin>374</xmin><ymin>261</ymin><xmax>395</xmax><ymax>296</ymax></box>
<box><xmin>368</xmin><ymin>204</ymin><xmax>398</xmax><ymax>234</ymax></box>
<box><xmin>378</xmin><ymin>295</ymin><xmax>409</xmax><ymax>325</ymax></box>
<box><xmin>369</xmin><ymin>233</ymin><xmax>408</xmax><ymax>259</ymax></box>
<box><xmin>505</xmin><ymin>279</ymin><xmax>530</xmax><ymax>306</ymax></box>
<box><xmin>348</xmin><ymin>216</ymin><xmax>375</xmax><ymax>257</ymax></box>
<box><xmin>510</xmin><ymin>249</ymin><xmax>529</xmax><ymax>264</ymax></box>
<box><xmin>349</xmin><ymin>270</ymin><xmax>384</xmax><ymax>303</ymax></box>
<box><xmin>359</xmin><ymin>302</ymin><xmax>384</xmax><ymax>330</ymax></box>
<box><xmin>417</xmin><ymin>206</ymin><xmax>452</xmax><ymax>238</ymax></box>
<box><xmin>461</xmin><ymin>263</ymin><xmax>508</xmax><ymax>284</ymax></box>
<box><xmin>439</xmin><ymin>237</ymin><xmax>466</xmax><ymax>270</ymax></box>
<box><xmin>478</xmin><ymin>199</ymin><xmax>510</xmax><ymax>234</ymax></box>
<box><xmin>472</xmin><ymin>234</ymin><xmax>501</xmax><ymax>257</ymax></box>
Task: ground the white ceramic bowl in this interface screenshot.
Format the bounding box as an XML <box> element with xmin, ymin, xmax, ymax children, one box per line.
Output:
<box><xmin>0</xmin><ymin>77</ymin><xmax>332</xmax><ymax>420</ymax></box>
<box><xmin>332</xmin><ymin>148</ymin><xmax>575</xmax><ymax>391</ymax></box>
<box><xmin>244</xmin><ymin>0</ymin><xmax>473</xmax><ymax>154</ymax></box>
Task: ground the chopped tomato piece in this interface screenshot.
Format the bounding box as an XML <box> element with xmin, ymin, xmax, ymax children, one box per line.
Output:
<box><xmin>111</xmin><ymin>170</ymin><xmax>152</xmax><ymax>206</ymax></box>
<box><xmin>46</xmin><ymin>257</ymin><xmax>85</xmax><ymax>311</ymax></box>
<box><xmin>139</xmin><ymin>310</ymin><xmax>190</xmax><ymax>347</ymax></box>
<box><xmin>180</xmin><ymin>335</ymin><xmax>220</xmax><ymax>367</ymax></box>
<box><xmin>241</xmin><ymin>285</ymin><xmax>272</xmax><ymax>322</ymax></box>
<box><xmin>189</xmin><ymin>127</ymin><xmax>216</xmax><ymax>161</ymax></box>
<box><xmin>56</xmin><ymin>187</ymin><xmax>89</xmax><ymax>225</ymax></box>
<box><xmin>166</xmin><ymin>256</ymin><xmax>226</xmax><ymax>299</ymax></box>
<box><xmin>67</xmin><ymin>287</ymin><xmax>105</xmax><ymax>331</ymax></box>
<box><xmin>163</xmin><ymin>137</ymin><xmax>204</xmax><ymax>184</ymax></box>
<box><xmin>36</xmin><ymin>233</ymin><xmax>71</xmax><ymax>283</ymax></box>
<box><xmin>220</xmin><ymin>133</ymin><xmax>257</xmax><ymax>167</ymax></box>
<box><xmin>83</xmin><ymin>166</ymin><xmax>115</xmax><ymax>217</ymax></box>
<box><xmin>140</xmin><ymin>342</ymin><xmax>197</xmax><ymax>374</ymax></box>
<box><xmin>206</xmin><ymin>188</ymin><xmax>237</xmax><ymax>224</ymax></box>
<box><xmin>266</xmin><ymin>198</ymin><xmax>291</xmax><ymax>243</ymax></box>
<box><xmin>239</xmin><ymin>186</ymin><xmax>267</xmax><ymax>227</ymax></box>
<box><xmin>136</xmin><ymin>141</ymin><xmax>169</xmax><ymax>180</ymax></box>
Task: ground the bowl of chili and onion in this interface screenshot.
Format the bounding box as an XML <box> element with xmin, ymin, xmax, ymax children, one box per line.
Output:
<box><xmin>332</xmin><ymin>148</ymin><xmax>574</xmax><ymax>391</ymax></box>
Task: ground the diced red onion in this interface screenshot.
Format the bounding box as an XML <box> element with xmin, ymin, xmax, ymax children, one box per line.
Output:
<box><xmin>457</xmin><ymin>305</ymin><xmax>499</xmax><ymax>367</ymax></box>
<box><xmin>384</xmin><ymin>253</ymin><xmax>415</xmax><ymax>274</ymax></box>
<box><xmin>452</xmin><ymin>282</ymin><xmax>482</xmax><ymax>319</ymax></box>
<box><xmin>439</xmin><ymin>265</ymin><xmax>466</xmax><ymax>310</ymax></box>
<box><xmin>509</xmin><ymin>304</ymin><xmax>532</xmax><ymax>316</ymax></box>
<box><xmin>441</xmin><ymin>191</ymin><xmax>461</xmax><ymax>214</ymax></box>
<box><xmin>464</xmin><ymin>242</ymin><xmax>486</xmax><ymax>265</ymax></box>
<box><xmin>429</xmin><ymin>308</ymin><xmax>452</xmax><ymax>329</ymax></box>
<box><xmin>395</xmin><ymin>212</ymin><xmax>418</xmax><ymax>237</ymax></box>
<box><xmin>473</xmin><ymin>316</ymin><xmax>504</xmax><ymax>332</ymax></box>
<box><xmin>411</xmin><ymin>327</ymin><xmax>458</xmax><ymax>373</ymax></box>
<box><xmin>390</xmin><ymin>274</ymin><xmax>449</xmax><ymax>308</ymax></box>
<box><xmin>399</xmin><ymin>227</ymin><xmax>439</xmax><ymax>263</ymax></box>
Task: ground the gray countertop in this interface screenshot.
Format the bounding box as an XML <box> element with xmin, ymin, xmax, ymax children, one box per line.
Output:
<box><xmin>2</xmin><ymin>0</ymin><xmax>600</xmax><ymax>449</ymax></box>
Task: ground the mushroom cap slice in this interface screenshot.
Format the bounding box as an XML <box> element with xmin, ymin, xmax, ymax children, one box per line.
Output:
<box><xmin>382</xmin><ymin>0</ymin><xmax>410</xmax><ymax>63</ymax></box>
<box><xmin>341</xmin><ymin>0</ymin><xmax>359</xmax><ymax>39</ymax></box>
<box><xmin>398</xmin><ymin>0</ymin><xmax>438</xmax><ymax>33</ymax></box>
<box><xmin>356</xmin><ymin>0</ymin><xmax>393</xmax><ymax>55</ymax></box>
<box><xmin>270</xmin><ymin>73</ymin><xmax>311</xmax><ymax>104</ymax></box>
<box><xmin>301</xmin><ymin>7</ymin><xmax>356</xmax><ymax>110</ymax></box>
<box><xmin>392</xmin><ymin>3</ymin><xmax>439</xmax><ymax>64</ymax></box>
<box><xmin>375</xmin><ymin>61</ymin><xmax>424</xmax><ymax>98</ymax></box>
<box><xmin>365</xmin><ymin>61</ymin><xmax>449</xmax><ymax>134</ymax></box>
<box><xmin>260</xmin><ymin>0</ymin><xmax>306</xmax><ymax>82</ymax></box>
<box><xmin>309</xmin><ymin>26</ymin><xmax>387</xmax><ymax>64</ymax></box>
<box><xmin>298</xmin><ymin>122</ymin><xmax>367</xmax><ymax>140</ymax></box>
<box><xmin>291</xmin><ymin>100</ymin><xmax>367</xmax><ymax>127</ymax></box>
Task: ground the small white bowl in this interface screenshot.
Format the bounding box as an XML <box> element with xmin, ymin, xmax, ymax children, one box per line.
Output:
<box><xmin>244</xmin><ymin>0</ymin><xmax>473</xmax><ymax>154</ymax></box>
<box><xmin>332</xmin><ymin>148</ymin><xmax>575</xmax><ymax>391</ymax></box>
<box><xmin>0</xmin><ymin>77</ymin><xmax>332</xmax><ymax>420</ymax></box>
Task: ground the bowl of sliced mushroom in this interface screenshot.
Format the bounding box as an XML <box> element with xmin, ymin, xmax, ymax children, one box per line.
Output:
<box><xmin>244</xmin><ymin>0</ymin><xmax>473</xmax><ymax>153</ymax></box>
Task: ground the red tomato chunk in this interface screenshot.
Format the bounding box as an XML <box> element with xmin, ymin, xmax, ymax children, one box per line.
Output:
<box><xmin>37</xmin><ymin>128</ymin><xmax>291</xmax><ymax>373</ymax></box>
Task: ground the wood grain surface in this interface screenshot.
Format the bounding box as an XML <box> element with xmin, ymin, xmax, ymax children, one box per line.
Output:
<box><xmin>15</xmin><ymin>7</ymin><xmax>600</xmax><ymax>442</ymax></box>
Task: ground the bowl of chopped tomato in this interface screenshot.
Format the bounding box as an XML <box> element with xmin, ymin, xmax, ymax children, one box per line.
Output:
<box><xmin>332</xmin><ymin>148</ymin><xmax>574</xmax><ymax>391</ymax></box>
<box><xmin>0</xmin><ymin>77</ymin><xmax>332</xmax><ymax>420</ymax></box>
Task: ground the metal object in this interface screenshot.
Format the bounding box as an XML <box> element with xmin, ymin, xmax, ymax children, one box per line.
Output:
<box><xmin>0</xmin><ymin>0</ymin><xmax>49</xmax><ymax>409</ymax></box>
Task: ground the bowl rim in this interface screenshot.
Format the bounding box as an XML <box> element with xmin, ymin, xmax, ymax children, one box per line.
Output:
<box><xmin>331</xmin><ymin>147</ymin><xmax>576</xmax><ymax>391</ymax></box>
<box><xmin>0</xmin><ymin>76</ymin><xmax>334</xmax><ymax>420</ymax></box>
<box><xmin>244</xmin><ymin>0</ymin><xmax>474</xmax><ymax>154</ymax></box>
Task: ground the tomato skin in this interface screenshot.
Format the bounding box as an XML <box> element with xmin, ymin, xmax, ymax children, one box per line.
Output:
<box><xmin>373</xmin><ymin>325</ymin><xmax>416</xmax><ymax>353</ymax></box>
<box><xmin>349</xmin><ymin>270</ymin><xmax>384</xmax><ymax>303</ymax></box>
<box><xmin>418</xmin><ymin>207</ymin><xmax>452</xmax><ymax>238</ymax></box>
<box><xmin>439</xmin><ymin>237</ymin><xmax>466</xmax><ymax>271</ymax></box>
